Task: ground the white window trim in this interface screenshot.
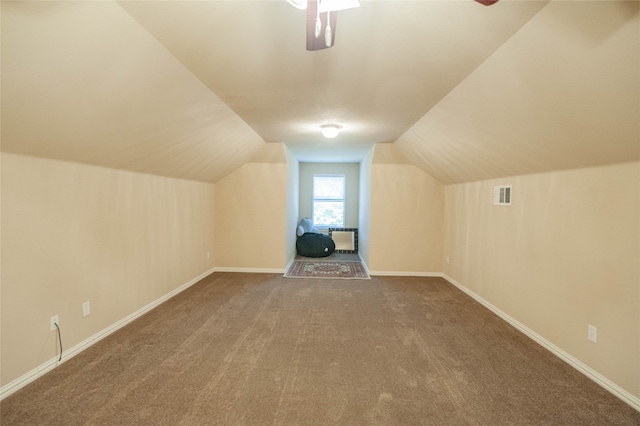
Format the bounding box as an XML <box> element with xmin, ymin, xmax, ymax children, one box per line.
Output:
<box><xmin>312</xmin><ymin>174</ymin><xmax>346</xmax><ymax>228</ymax></box>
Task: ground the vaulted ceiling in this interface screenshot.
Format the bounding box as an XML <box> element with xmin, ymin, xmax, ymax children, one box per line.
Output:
<box><xmin>2</xmin><ymin>1</ymin><xmax>638</xmax><ymax>184</ymax></box>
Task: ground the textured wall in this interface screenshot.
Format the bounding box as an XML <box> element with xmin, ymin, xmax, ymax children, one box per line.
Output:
<box><xmin>285</xmin><ymin>147</ymin><xmax>300</xmax><ymax>265</ymax></box>
<box><xmin>443</xmin><ymin>161</ymin><xmax>640</xmax><ymax>399</ymax></box>
<box><xmin>1</xmin><ymin>153</ymin><xmax>216</xmax><ymax>386</ymax></box>
<box><xmin>368</xmin><ymin>163</ymin><xmax>444</xmax><ymax>274</ymax></box>
<box><xmin>214</xmin><ymin>162</ymin><xmax>287</xmax><ymax>270</ymax></box>
<box><xmin>357</xmin><ymin>148</ymin><xmax>374</xmax><ymax>266</ymax></box>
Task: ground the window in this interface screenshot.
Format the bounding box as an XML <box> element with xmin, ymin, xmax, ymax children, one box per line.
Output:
<box><xmin>313</xmin><ymin>175</ymin><xmax>345</xmax><ymax>227</ymax></box>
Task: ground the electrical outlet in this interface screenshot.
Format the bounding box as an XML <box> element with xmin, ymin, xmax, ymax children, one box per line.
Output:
<box><xmin>83</xmin><ymin>301</ymin><xmax>91</xmax><ymax>317</ymax></box>
<box><xmin>588</xmin><ymin>325</ymin><xmax>597</xmax><ymax>343</ymax></box>
<box><xmin>207</xmin><ymin>251</ymin><xmax>211</xmax><ymax>260</ymax></box>
<box><xmin>446</xmin><ymin>256</ymin><xmax>450</xmax><ymax>264</ymax></box>
<box><xmin>50</xmin><ymin>315</ymin><xmax>59</xmax><ymax>331</ymax></box>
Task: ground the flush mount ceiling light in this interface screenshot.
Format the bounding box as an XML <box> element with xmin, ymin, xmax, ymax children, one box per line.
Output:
<box><xmin>320</xmin><ymin>124</ymin><xmax>342</xmax><ymax>139</ymax></box>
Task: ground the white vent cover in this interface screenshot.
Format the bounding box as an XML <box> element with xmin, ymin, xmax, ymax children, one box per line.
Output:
<box><xmin>493</xmin><ymin>185</ymin><xmax>512</xmax><ymax>206</ymax></box>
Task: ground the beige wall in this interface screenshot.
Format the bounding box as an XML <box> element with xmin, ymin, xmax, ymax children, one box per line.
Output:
<box><xmin>443</xmin><ymin>161</ymin><xmax>640</xmax><ymax>399</ymax></box>
<box><xmin>5</xmin><ymin>148</ymin><xmax>637</xmax><ymax>404</ymax></box>
<box><xmin>1</xmin><ymin>153</ymin><xmax>216</xmax><ymax>386</ymax></box>
<box><xmin>368</xmin><ymin>161</ymin><xmax>444</xmax><ymax>274</ymax></box>
<box><xmin>357</xmin><ymin>147</ymin><xmax>374</xmax><ymax>266</ymax></box>
<box><xmin>285</xmin><ymin>146</ymin><xmax>300</xmax><ymax>264</ymax></box>
<box><xmin>214</xmin><ymin>162</ymin><xmax>287</xmax><ymax>270</ymax></box>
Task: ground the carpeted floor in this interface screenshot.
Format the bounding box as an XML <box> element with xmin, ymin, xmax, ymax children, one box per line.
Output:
<box><xmin>1</xmin><ymin>273</ymin><xmax>638</xmax><ymax>425</ymax></box>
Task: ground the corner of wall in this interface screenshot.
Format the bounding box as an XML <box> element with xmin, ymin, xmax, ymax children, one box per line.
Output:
<box><xmin>358</xmin><ymin>145</ymin><xmax>375</xmax><ymax>266</ymax></box>
<box><xmin>284</xmin><ymin>146</ymin><xmax>300</xmax><ymax>265</ymax></box>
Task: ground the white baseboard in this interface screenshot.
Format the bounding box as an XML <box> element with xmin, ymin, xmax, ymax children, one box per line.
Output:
<box><xmin>284</xmin><ymin>256</ymin><xmax>296</xmax><ymax>274</ymax></box>
<box><xmin>442</xmin><ymin>273</ymin><xmax>640</xmax><ymax>413</ymax></box>
<box><xmin>0</xmin><ymin>357</ymin><xmax>60</xmax><ymax>402</ymax></box>
<box><xmin>5</xmin><ymin>268</ymin><xmax>637</xmax><ymax>413</ymax></box>
<box><xmin>214</xmin><ymin>267</ymin><xmax>285</xmax><ymax>274</ymax></box>
<box><xmin>359</xmin><ymin>257</ymin><xmax>371</xmax><ymax>276</ymax></box>
<box><xmin>0</xmin><ymin>267</ymin><xmax>216</xmax><ymax>401</ymax></box>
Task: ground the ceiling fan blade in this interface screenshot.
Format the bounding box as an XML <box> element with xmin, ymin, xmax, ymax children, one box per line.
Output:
<box><xmin>306</xmin><ymin>0</ymin><xmax>337</xmax><ymax>51</ymax></box>
<box><xmin>474</xmin><ymin>0</ymin><xmax>499</xmax><ymax>5</ymax></box>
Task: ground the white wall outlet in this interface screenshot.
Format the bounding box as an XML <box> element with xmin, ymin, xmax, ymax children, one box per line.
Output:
<box><xmin>207</xmin><ymin>251</ymin><xmax>211</xmax><ymax>260</ymax></box>
<box><xmin>50</xmin><ymin>315</ymin><xmax>59</xmax><ymax>331</ymax></box>
<box><xmin>83</xmin><ymin>301</ymin><xmax>91</xmax><ymax>317</ymax></box>
<box><xmin>446</xmin><ymin>256</ymin><xmax>450</xmax><ymax>264</ymax></box>
<box><xmin>588</xmin><ymin>325</ymin><xmax>597</xmax><ymax>343</ymax></box>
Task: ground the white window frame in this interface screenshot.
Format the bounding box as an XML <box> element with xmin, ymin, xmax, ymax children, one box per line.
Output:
<box><xmin>312</xmin><ymin>174</ymin><xmax>346</xmax><ymax>228</ymax></box>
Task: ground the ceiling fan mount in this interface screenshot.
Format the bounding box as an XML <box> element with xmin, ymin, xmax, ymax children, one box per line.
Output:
<box><xmin>306</xmin><ymin>0</ymin><xmax>338</xmax><ymax>51</ymax></box>
<box><xmin>296</xmin><ymin>0</ymin><xmax>499</xmax><ymax>51</ymax></box>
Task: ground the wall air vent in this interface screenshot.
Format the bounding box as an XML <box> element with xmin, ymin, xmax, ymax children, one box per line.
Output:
<box><xmin>493</xmin><ymin>185</ymin><xmax>512</xmax><ymax>206</ymax></box>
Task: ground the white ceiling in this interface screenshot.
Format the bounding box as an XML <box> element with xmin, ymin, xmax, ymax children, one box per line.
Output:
<box><xmin>2</xmin><ymin>1</ymin><xmax>638</xmax><ymax>183</ymax></box>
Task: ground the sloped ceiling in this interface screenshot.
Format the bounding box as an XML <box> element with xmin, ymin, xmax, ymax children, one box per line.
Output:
<box><xmin>1</xmin><ymin>1</ymin><xmax>264</xmax><ymax>183</ymax></box>
<box><xmin>396</xmin><ymin>1</ymin><xmax>640</xmax><ymax>184</ymax></box>
<box><xmin>2</xmin><ymin>1</ymin><xmax>638</xmax><ymax>184</ymax></box>
<box><xmin>117</xmin><ymin>0</ymin><xmax>547</xmax><ymax>162</ymax></box>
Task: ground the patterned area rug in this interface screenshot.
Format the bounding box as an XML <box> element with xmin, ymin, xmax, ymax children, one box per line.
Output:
<box><xmin>284</xmin><ymin>260</ymin><xmax>370</xmax><ymax>279</ymax></box>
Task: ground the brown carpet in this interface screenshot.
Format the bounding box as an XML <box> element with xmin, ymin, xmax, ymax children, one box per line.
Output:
<box><xmin>2</xmin><ymin>273</ymin><xmax>638</xmax><ymax>425</ymax></box>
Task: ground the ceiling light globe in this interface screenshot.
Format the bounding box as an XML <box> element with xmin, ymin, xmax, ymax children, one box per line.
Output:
<box><xmin>321</xmin><ymin>124</ymin><xmax>341</xmax><ymax>138</ymax></box>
